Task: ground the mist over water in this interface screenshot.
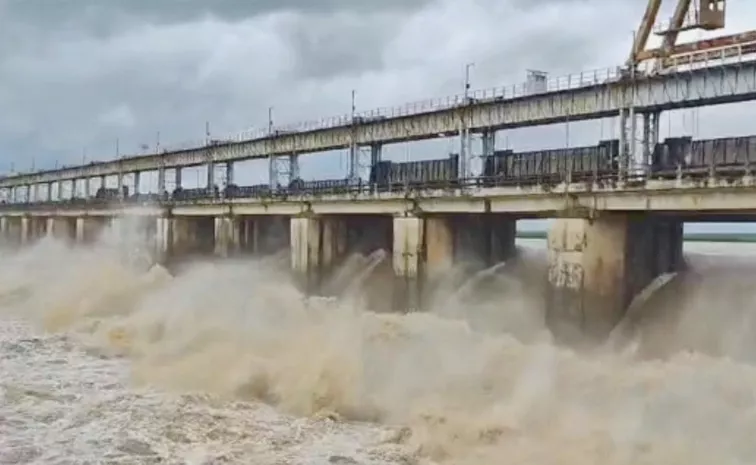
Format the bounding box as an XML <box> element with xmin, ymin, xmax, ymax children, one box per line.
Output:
<box><xmin>3</xmin><ymin>226</ymin><xmax>756</xmax><ymax>464</ymax></box>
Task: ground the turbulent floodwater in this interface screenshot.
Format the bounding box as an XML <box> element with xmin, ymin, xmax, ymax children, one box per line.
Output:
<box><xmin>3</xmin><ymin>231</ymin><xmax>756</xmax><ymax>465</ymax></box>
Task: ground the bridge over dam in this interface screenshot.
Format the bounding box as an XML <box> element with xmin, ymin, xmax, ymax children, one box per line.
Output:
<box><xmin>3</xmin><ymin>132</ymin><xmax>756</xmax><ymax>342</ymax></box>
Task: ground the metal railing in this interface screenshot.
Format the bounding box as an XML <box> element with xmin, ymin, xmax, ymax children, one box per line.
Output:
<box><xmin>5</xmin><ymin>45</ymin><xmax>756</xmax><ymax>179</ymax></box>
<box><xmin>2</xmin><ymin>163</ymin><xmax>753</xmax><ymax>210</ymax></box>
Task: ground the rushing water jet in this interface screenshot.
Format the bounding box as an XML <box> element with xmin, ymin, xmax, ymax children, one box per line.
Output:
<box><xmin>3</xmin><ymin>233</ymin><xmax>756</xmax><ymax>464</ymax></box>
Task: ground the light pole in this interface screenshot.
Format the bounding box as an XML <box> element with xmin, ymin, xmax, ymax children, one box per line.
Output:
<box><xmin>464</xmin><ymin>62</ymin><xmax>475</xmax><ymax>101</ymax></box>
<box><xmin>351</xmin><ymin>89</ymin><xmax>356</xmax><ymax>119</ymax></box>
<box><xmin>349</xmin><ymin>89</ymin><xmax>358</xmax><ymax>182</ymax></box>
<box><xmin>268</xmin><ymin>106</ymin><xmax>274</xmax><ymax>134</ymax></box>
<box><xmin>461</xmin><ymin>62</ymin><xmax>475</xmax><ymax>179</ymax></box>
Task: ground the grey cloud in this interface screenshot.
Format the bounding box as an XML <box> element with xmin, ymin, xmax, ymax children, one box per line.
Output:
<box><xmin>1</xmin><ymin>0</ymin><xmax>432</xmax><ymax>29</ymax></box>
<box><xmin>1</xmin><ymin>0</ymin><xmax>754</xmax><ymax>180</ymax></box>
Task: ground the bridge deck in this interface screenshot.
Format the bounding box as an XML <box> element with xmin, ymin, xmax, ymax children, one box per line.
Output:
<box><xmin>4</xmin><ymin>178</ymin><xmax>756</xmax><ymax>218</ymax></box>
<box><xmin>2</xmin><ymin>58</ymin><xmax>756</xmax><ymax>188</ymax></box>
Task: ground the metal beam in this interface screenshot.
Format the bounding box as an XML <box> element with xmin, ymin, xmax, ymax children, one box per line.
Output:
<box><xmin>630</xmin><ymin>0</ymin><xmax>663</xmax><ymax>65</ymax></box>
<box><xmin>3</xmin><ymin>60</ymin><xmax>756</xmax><ymax>189</ymax></box>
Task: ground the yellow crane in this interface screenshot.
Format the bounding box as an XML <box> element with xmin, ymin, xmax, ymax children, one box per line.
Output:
<box><xmin>629</xmin><ymin>0</ymin><xmax>756</xmax><ymax>69</ymax></box>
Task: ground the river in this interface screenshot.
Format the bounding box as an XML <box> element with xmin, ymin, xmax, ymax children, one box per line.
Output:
<box><xmin>1</xmin><ymin>236</ymin><xmax>756</xmax><ymax>464</ymax></box>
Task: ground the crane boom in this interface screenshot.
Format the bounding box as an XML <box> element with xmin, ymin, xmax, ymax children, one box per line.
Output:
<box><xmin>629</xmin><ymin>0</ymin><xmax>750</xmax><ymax>70</ymax></box>
<box><xmin>629</xmin><ymin>0</ymin><xmax>663</xmax><ymax>65</ymax></box>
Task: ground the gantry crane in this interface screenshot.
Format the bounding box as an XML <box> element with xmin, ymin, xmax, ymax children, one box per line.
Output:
<box><xmin>628</xmin><ymin>0</ymin><xmax>756</xmax><ymax>70</ymax></box>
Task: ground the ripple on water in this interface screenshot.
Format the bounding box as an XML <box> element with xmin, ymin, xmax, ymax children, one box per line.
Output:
<box><xmin>0</xmin><ymin>318</ymin><xmax>411</xmax><ymax>465</ymax></box>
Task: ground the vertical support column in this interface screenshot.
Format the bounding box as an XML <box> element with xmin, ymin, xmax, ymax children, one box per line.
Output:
<box><xmin>75</xmin><ymin>217</ymin><xmax>85</xmax><ymax>243</ymax></box>
<box><xmin>157</xmin><ymin>166</ymin><xmax>166</xmax><ymax>195</ymax></box>
<box><xmin>206</xmin><ymin>161</ymin><xmax>215</xmax><ymax>191</ymax></box>
<box><xmin>370</xmin><ymin>143</ymin><xmax>382</xmax><ymax>167</ymax></box>
<box><xmin>618</xmin><ymin>108</ymin><xmax>628</xmax><ymax>182</ymax></box>
<box><xmin>392</xmin><ymin>215</ymin><xmax>424</xmax><ymax>311</ymax></box>
<box><xmin>133</xmin><ymin>171</ymin><xmax>141</xmax><ymax>195</ymax></box>
<box><xmin>226</xmin><ymin>162</ymin><xmax>235</xmax><ymax>186</ymax></box>
<box><xmin>175</xmin><ymin>168</ymin><xmax>183</xmax><ymax>189</ymax></box>
<box><xmin>116</xmin><ymin>173</ymin><xmax>124</xmax><ymax>198</ymax></box>
<box><xmin>214</xmin><ymin>216</ymin><xmax>240</xmax><ymax>258</ymax></box>
<box><xmin>20</xmin><ymin>217</ymin><xmax>30</xmax><ymax>245</ymax></box>
<box><xmin>481</xmin><ymin>130</ymin><xmax>496</xmax><ymax>158</ymax></box>
<box><xmin>0</xmin><ymin>217</ymin><xmax>8</xmax><ymax>240</ymax></box>
<box><xmin>99</xmin><ymin>175</ymin><xmax>106</xmax><ymax>190</ymax></box>
<box><xmin>642</xmin><ymin>113</ymin><xmax>651</xmax><ymax>170</ymax></box>
<box><xmin>268</xmin><ymin>155</ymin><xmax>277</xmax><ymax>189</ymax></box>
<box><xmin>547</xmin><ymin>217</ymin><xmax>624</xmax><ymax>343</ymax></box>
<box><xmin>46</xmin><ymin>182</ymin><xmax>53</xmax><ymax>202</ymax></box>
<box><xmin>75</xmin><ymin>217</ymin><xmax>104</xmax><ymax>244</ymax></box>
<box><xmin>290</xmin><ymin>216</ymin><xmax>322</xmax><ymax>293</ymax></box>
<box><xmin>289</xmin><ymin>215</ymin><xmax>347</xmax><ymax>293</ymax></box>
<box><xmin>424</xmin><ymin>217</ymin><xmax>453</xmax><ymax>278</ymax></box>
<box><xmin>289</xmin><ymin>154</ymin><xmax>300</xmax><ymax>181</ymax></box>
<box><xmin>155</xmin><ymin>217</ymin><xmax>172</xmax><ymax>265</ymax></box>
<box><xmin>546</xmin><ymin>214</ymin><xmax>684</xmax><ymax>345</ymax></box>
<box><xmin>348</xmin><ymin>144</ymin><xmax>359</xmax><ymax>183</ymax></box>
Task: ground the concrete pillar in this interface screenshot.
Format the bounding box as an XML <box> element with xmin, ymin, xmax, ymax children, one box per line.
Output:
<box><xmin>20</xmin><ymin>217</ymin><xmax>30</xmax><ymax>244</ymax></box>
<box><xmin>239</xmin><ymin>218</ymin><xmax>258</xmax><ymax>254</ymax></box>
<box><xmin>133</xmin><ymin>171</ymin><xmax>141</xmax><ymax>195</ymax></box>
<box><xmin>5</xmin><ymin>217</ymin><xmax>21</xmax><ymax>243</ymax></box>
<box><xmin>0</xmin><ymin>217</ymin><xmax>7</xmax><ymax>240</ymax></box>
<box><xmin>116</xmin><ymin>173</ymin><xmax>124</xmax><ymax>197</ymax></box>
<box><xmin>27</xmin><ymin>217</ymin><xmax>46</xmax><ymax>241</ymax></box>
<box><xmin>289</xmin><ymin>154</ymin><xmax>300</xmax><ymax>180</ymax></box>
<box><xmin>75</xmin><ymin>217</ymin><xmax>105</xmax><ymax>244</ymax></box>
<box><xmin>392</xmin><ymin>215</ymin><xmax>424</xmax><ymax>311</ymax></box>
<box><xmin>546</xmin><ymin>214</ymin><xmax>684</xmax><ymax>344</ymax></box>
<box><xmin>206</xmin><ymin>162</ymin><xmax>215</xmax><ymax>190</ymax></box>
<box><xmin>290</xmin><ymin>216</ymin><xmax>347</xmax><ymax>293</ymax></box>
<box><xmin>481</xmin><ymin>130</ymin><xmax>496</xmax><ymax>158</ymax></box>
<box><xmin>155</xmin><ymin>217</ymin><xmax>172</xmax><ymax>264</ymax></box>
<box><xmin>226</xmin><ymin>162</ymin><xmax>235</xmax><ymax>186</ymax></box>
<box><xmin>370</xmin><ymin>143</ymin><xmax>382</xmax><ymax>166</ymax></box>
<box><xmin>175</xmin><ymin>168</ymin><xmax>182</xmax><ymax>188</ymax></box>
<box><xmin>424</xmin><ymin>217</ymin><xmax>454</xmax><ymax>279</ymax></box>
<box><xmin>214</xmin><ymin>216</ymin><xmax>240</xmax><ymax>257</ymax></box>
<box><xmin>47</xmin><ymin>217</ymin><xmax>76</xmax><ymax>241</ymax></box>
<box><xmin>157</xmin><ymin>167</ymin><xmax>166</xmax><ymax>195</ymax></box>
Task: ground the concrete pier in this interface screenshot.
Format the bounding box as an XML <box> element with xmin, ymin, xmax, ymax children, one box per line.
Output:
<box><xmin>290</xmin><ymin>215</ymin><xmax>347</xmax><ymax>292</ymax></box>
<box><xmin>546</xmin><ymin>214</ymin><xmax>684</xmax><ymax>344</ymax></box>
<box><xmin>214</xmin><ymin>216</ymin><xmax>240</xmax><ymax>258</ymax></box>
<box><xmin>155</xmin><ymin>217</ymin><xmax>172</xmax><ymax>264</ymax></box>
<box><xmin>392</xmin><ymin>213</ymin><xmax>518</xmax><ymax>311</ymax></box>
<box><xmin>47</xmin><ymin>217</ymin><xmax>76</xmax><ymax>241</ymax></box>
<box><xmin>392</xmin><ymin>215</ymin><xmax>424</xmax><ymax>310</ymax></box>
<box><xmin>75</xmin><ymin>217</ymin><xmax>107</xmax><ymax>244</ymax></box>
<box><xmin>3</xmin><ymin>217</ymin><xmax>22</xmax><ymax>245</ymax></box>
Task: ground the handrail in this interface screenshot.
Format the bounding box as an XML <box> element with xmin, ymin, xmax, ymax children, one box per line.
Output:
<box><xmin>4</xmin><ymin>48</ymin><xmax>756</xmax><ymax>179</ymax></box>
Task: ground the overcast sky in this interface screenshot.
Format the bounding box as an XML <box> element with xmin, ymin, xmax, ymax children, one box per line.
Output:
<box><xmin>1</xmin><ymin>0</ymin><xmax>756</xmax><ymax>230</ymax></box>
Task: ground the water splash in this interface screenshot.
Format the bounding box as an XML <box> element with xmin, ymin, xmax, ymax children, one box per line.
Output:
<box><xmin>3</xmin><ymin>231</ymin><xmax>756</xmax><ymax>464</ymax></box>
